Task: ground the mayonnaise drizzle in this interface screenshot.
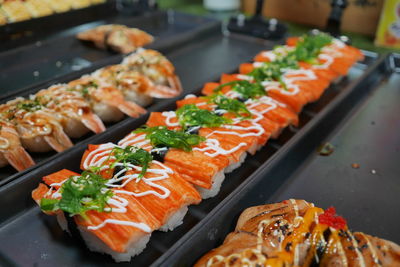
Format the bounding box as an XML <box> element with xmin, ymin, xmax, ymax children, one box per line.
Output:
<box><xmin>87</xmin><ymin>219</ymin><xmax>151</xmax><ymax>232</ymax></box>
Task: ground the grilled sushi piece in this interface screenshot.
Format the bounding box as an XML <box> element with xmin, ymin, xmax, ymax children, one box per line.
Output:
<box><xmin>0</xmin><ymin>119</ymin><xmax>35</xmax><ymax>171</ymax></box>
<box><xmin>80</xmin><ymin>143</ymin><xmax>202</xmax><ymax>231</ymax></box>
<box><xmin>32</xmin><ymin>169</ymin><xmax>161</xmax><ymax>262</ymax></box>
<box><xmin>195</xmin><ymin>199</ymin><xmax>400</xmax><ymax>267</ymax></box>
<box><xmin>36</xmin><ymin>84</ymin><xmax>106</xmax><ymax>138</ymax></box>
<box><xmin>122</xmin><ymin>49</ymin><xmax>183</xmax><ymax>98</ymax></box>
<box><xmin>77</xmin><ymin>24</ymin><xmax>154</xmax><ymax>54</ymax></box>
<box><xmin>0</xmin><ymin>98</ymin><xmax>73</xmax><ymax>153</ymax></box>
<box><xmin>1</xmin><ymin>0</ymin><xmax>31</xmax><ymax>22</ymax></box>
<box><xmin>93</xmin><ymin>64</ymin><xmax>169</xmax><ymax>107</ymax></box>
<box><xmin>67</xmin><ymin>75</ymin><xmax>146</xmax><ymax>123</ymax></box>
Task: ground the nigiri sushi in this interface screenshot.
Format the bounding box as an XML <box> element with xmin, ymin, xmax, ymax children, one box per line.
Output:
<box><xmin>32</xmin><ymin>169</ymin><xmax>161</xmax><ymax>262</ymax></box>
<box><xmin>195</xmin><ymin>199</ymin><xmax>400</xmax><ymax>267</ymax></box>
<box><xmin>80</xmin><ymin>143</ymin><xmax>202</xmax><ymax>231</ymax></box>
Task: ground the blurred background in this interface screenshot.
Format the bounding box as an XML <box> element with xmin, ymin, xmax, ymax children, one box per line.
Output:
<box><xmin>157</xmin><ymin>0</ymin><xmax>400</xmax><ymax>53</ymax></box>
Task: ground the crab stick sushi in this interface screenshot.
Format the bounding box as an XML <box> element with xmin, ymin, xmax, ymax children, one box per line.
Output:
<box><xmin>32</xmin><ymin>169</ymin><xmax>160</xmax><ymax>262</ymax></box>
<box><xmin>80</xmin><ymin>143</ymin><xmax>202</xmax><ymax>231</ymax></box>
<box><xmin>117</xmin><ymin>129</ymin><xmax>229</xmax><ymax>199</ymax></box>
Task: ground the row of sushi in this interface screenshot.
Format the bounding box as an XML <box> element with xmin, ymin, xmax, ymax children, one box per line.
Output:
<box><xmin>0</xmin><ymin>48</ymin><xmax>182</xmax><ymax>171</ymax></box>
<box><xmin>31</xmin><ymin>32</ymin><xmax>364</xmax><ymax>262</ymax></box>
<box><xmin>195</xmin><ymin>200</ymin><xmax>400</xmax><ymax>266</ymax></box>
<box><xmin>0</xmin><ymin>0</ymin><xmax>105</xmax><ymax>25</ymax></box>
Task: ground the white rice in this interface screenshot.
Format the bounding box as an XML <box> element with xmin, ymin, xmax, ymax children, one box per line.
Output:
<box><xmin>247</xmin><ymin>143</ymin><xmax>259</xmax><ymax>155</ymax></box>
<box><xmin>195</xmin><ymin>171</ymin><xmax>225</xmax><ymax>199</ymax></box>
<box><xmin>124</xmin><ymin>90</ymin><xmax>153</xmax><ymax>107</ymax></box>
<box><xmin>92</xmin><ymin>103</ymin><xmax>125</xmax><ymax>123</ymax></box>
<box><xmin>225</xmin><ymin>153</ymin><xmax>247</xmax><ymax>174</ymax></box>
<box><xmin>78</xmin><ymin>225</ymin><xmax>151</xmax><ymax>262</ymax></box>
<box><xmin>56</xmin><ymin>212</ymin><xmax>69</xmax><ymax>233</ymax></box>
<box><xmin>159</xmin><ymin>206</ymin><xmax>188</xmax><ymax>232</ymax></box>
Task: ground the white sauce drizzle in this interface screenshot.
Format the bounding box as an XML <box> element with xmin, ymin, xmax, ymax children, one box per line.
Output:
<box><xmin>87</xmin><ymin>219</ymin><xmax>151</xmax><ymax>232</ymax></box>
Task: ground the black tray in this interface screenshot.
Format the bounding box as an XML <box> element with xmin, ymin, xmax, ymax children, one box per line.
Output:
<box><xmin>0</xmin><ymin>30</ymin><xmax>287</xmax><ymax>266</ymax></box>
<box><xmin>0</xmin><ymin>10</ymin><xmax>219</xmax><ymax>96</ymax></box>
<box><xmin>0</xmin><ymin>32</ymin><xmax>377</xmax><ymax>266</ymax></box>
<box><xmin>155</xmin><ymin>53</ymin><xmax>400</xmax><ymax>266</ymax></box>
<box><xmin>0</xmin><ymin>12</ymin><xmax>223</xmax><ymax>185</ymax></box>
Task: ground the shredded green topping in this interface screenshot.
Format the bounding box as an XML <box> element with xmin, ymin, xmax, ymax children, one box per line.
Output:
<box><xmin>40</xmin><ymin>171</ymin><xmax>113</xmax><ymax>218</ymax></box>
<box><xmin>290</xmin><ymin>33</ymin><xmax>333</xmax><ymax>64</ymax></box>
<box><xmin>248</xmin><ymin>57</ymin><xmax>298</xmax><ymax>89</ymax></box>
<box><xmin>247</xmin><ymin>32</ymin><xmax>333</xmax><ymax>87</ymax></box>
<box><xmin>16</xmin><ymin>99</ymin><xmax>43</xmax><ymax>112</ymax></box>
<box><xmin>68</xmin><ymin>81</ymin><xmax>98</xmax><ymax>97</ymax></box>
<box><xmin>215</xmin><ymin>80</ymin><xmax>266</xmax><ymax>100</ymax></box>
<box><xmin>135</xmin><ymin>126</ymin><xmax>205</xmax><ymax>152</ymax></box>
<box><xmin>176</xmin><ymin>104</ymin><xmax>232</xmax><ymax>129</ymax></box>
<box><xmin>110</xmin><ymin>146</ymin><xmax>153</xmax><ymax>179</ymax></box>
<box><xmin>206</xmin><ymin>93</ymin><xmax>251</xmax><ymax>118</ymax></box>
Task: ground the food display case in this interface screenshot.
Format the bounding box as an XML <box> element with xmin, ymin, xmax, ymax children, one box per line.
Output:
<box><xmin>0</xmin><ymin>1</ymin><xmax>399</xmax><ymax>266</ymax></box>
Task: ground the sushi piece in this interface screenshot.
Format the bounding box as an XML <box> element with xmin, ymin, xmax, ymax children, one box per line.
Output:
<box><xmin>195</xmin><ymin>199</ymin><xmax>400</xmax><ymax>267</ymax></box>
<box><xmin>77</xmin><ymin>24</ymin><xmax>154</xmax><ymax>54</ymax></box>
<box><xmin>118</xmin><ymin>128</ymin><xmax>229</xmax><ymax>199</ymax></box>
<box><xmin>36</xmin><ymin>84</ymin><xmax>106</xmax><ymax>138</ymax></box>
<box><xmin>122</xmin><ymin>49</ymin><xmax>183</xmax><ymax>98</ymax></box>
<box><xmin>1</xmin><ymin>0</ymin><xmax>31</xmax><ymax>22</ymax></box>
<box><xmin>92</xmin><ymin>64</ymin><xmax>176</xmax><ymax>107</ymax></box>
<box><xmin>0</xmin><ymin>97</ymin><xmax>73</xmax><ymax>153</ymax></box>
<box><xmin>0</xmin><ymin>119</ymin><xmax>35</xmax><ymax>171</ymax></box>
<box><xmin>24</xmin><ymin>0</ymin><xmax>53</xmax><ymax>18</ymax></box>
<box><xmin>80</xmin><ymin>143</ymin><xmax>201</xmax><ymax>231</ymax></box>
<box><xmin>32</xmin><ymin>169</ymin><xmax>161</xmax><ymax>262</ymax></box>
<box><xmin>67</xmin><ymin>75</ymin><xmax>146</xmax><ymax>123</ymax></box>
<box><xmin>176</xmin><ymin>91</ymin><xmax>299</xmax><ymax>138</ymax></box>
